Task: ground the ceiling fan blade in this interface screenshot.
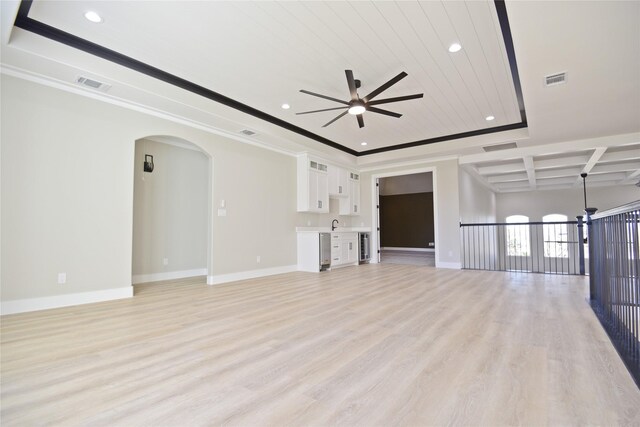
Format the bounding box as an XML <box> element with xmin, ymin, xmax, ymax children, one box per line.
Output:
<box><xmin>367</xmin><ymin>93</ymin><xmax>423</xmax><ymax>106</ymax></box>
<box><xmin>357</xmin><ymin>114</ymin><xmax>365</xmax><ymax>128</ymax></box>
<box><xmin>296</xmin><ymin>106</ymin><xmax>349</xmax><ymax>115</ymax></box>
<box><xmin>367</xmin><ymin>106</ymin><xmax>402</xmax><ymax>118</ymax></box>
<box><xmin>322</xmin><ymin>110</ymin><xmax>349</xmax><ymax>127</ymax></box>
<box><xmin>345</xmin><ymin>70</ymin><xmax>358</xmax><ymax>101</ymax></box>
<box><xmin>300</xmin><ymin>89</ymin><xmax>349</xmax><ymax>105</ymax></box>
<box><xmin>362</xmin><ymin>71</ymin><xmax>408</xmax><ymax>102</ymax></box>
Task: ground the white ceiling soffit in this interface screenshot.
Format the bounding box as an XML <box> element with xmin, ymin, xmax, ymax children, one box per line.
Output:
<box><xmin>10</xmin><ymin>0</ymin><xmax>525</xmax><ymax>156</ymax></box>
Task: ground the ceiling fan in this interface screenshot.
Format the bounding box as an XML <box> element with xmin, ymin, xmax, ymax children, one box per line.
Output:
<box><xmin>297</xmin><ymin>70</ymin><xmax>423</xmax><ymax>128</ymax></box>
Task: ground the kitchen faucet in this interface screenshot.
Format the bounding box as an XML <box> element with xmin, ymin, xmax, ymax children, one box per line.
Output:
<box><xmin>331</xmin><ymin>219</ymin><xmax>339</xmax><ymax>231</ymax></box>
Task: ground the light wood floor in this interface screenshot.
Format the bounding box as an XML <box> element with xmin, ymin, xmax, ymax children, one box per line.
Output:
<box><xmin>2</xmin><ymin>265</ymin><xmax>639</xmax><ymax>426</ymax></box>
<box><xmin>380</xmin><ymin>249</ymin><xmax>436</xmax><ymax>266</ymax></box>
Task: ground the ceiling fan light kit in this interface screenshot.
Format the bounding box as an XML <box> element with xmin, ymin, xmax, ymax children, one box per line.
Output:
<box><xmin>297</xmin><ymin>70</ymin><xmax>423</xmax><ymax>129</ymax></box>
<box><xmin>348</xmin><ymin>102</ymin><xmax>366</xmax><ymax>115</ymax></box>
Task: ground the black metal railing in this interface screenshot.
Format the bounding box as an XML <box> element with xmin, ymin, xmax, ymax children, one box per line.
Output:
<box><xmin>588</xmin><ymin>201</ymin><xmax>640</xmax><ymax>387</ymax></box>
<box><xmin>460</xmin><ymin>220</ymin><xmax>584</xmax><ymax>275</ymax></box>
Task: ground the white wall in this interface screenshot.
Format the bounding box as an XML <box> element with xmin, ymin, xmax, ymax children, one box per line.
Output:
<box><xmin>458</xmin><ymin>168</ymin><xmax>496</xmax><ymax>223</ymax></box>
<box><xmin>132</xmin><ymin>138</ymin><xmax>208</xmax><ymax>281</ymax></box>
<box><xmin>1</xmin><ymin>74</ymin><xmax>299</xmax><ymax>310</ymax></box>
<box><xmin>379</xmin><ymin>172</ymin><xmax>433</xmax><ymax>195</ymax></box>
<box><xmin>496</xmin><ymin>185</ymin><xmax>639</xmax><ymax>222</ymax></box>
<box><xmin>296</xmin><ymin>198</ymin><xmax>367</xmax><ymax>229</ymax></box>
<box><xmin>458</xmin><ymin>168</ymin><xmax>497</xmax><ymax>269</ymax></box>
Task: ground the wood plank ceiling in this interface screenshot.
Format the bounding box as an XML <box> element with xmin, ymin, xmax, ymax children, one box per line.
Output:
<box><xmin>25</xmin><ymin>0</ymin><xmax>523</xmax><ymax>154</ymax></box>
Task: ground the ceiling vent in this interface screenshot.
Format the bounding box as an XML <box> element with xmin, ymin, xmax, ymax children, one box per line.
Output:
<box><xmin>75</xmin><ymin>76</ymin><xmax>111</xmax><ymax>92</ymax></box>
<box><xmin>544</xmin><ymin>72</ymin><xmax>567</xmax><ymax>87</ymax></box>
<box><xmin>482</xmin><ymin>142</ymin><xmax>518</xmax><ymax>152</ymax></box>
<box><xmin>239</xmin><ymin>129</ymin><xmax>257</xmax><ymax>136</ymax></box>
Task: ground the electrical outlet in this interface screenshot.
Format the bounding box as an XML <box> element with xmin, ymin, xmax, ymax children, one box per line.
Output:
<box><xmin>163</xmin><ymin>258</ymin><xmax>169</xmax><ymax>266</ymax></box>
<box><xmin>57</xmin><ymin>273</ymin><xmax>66</xmax><ymax>284</ymax></box>
<box><xmin>256</xmin><ymin>255</ymin><xmax>261</xmax><ymax>263</ymax></box>
<box><xmin>307</xmin><ymin>220</ymin><xmax>311</xmax><ymax>226</ymax></box>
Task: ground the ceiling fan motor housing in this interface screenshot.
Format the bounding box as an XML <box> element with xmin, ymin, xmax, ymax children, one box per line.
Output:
<box><xmin>297</xmin><ymin>70</ymin><xmax>423</xmax><ymax>128</ymax></box>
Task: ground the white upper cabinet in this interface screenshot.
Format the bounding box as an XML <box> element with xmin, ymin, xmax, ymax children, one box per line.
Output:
<box><xmin>297</xmin><ymin>155</ymin><xmax>361</xmax><ymax>215</ymax></box>
<box><xmin>339</xmin><ymin>172</ymin><xmax>361</xmax><ymax>216</ymax></box>
<box><xmin>297</xmin><ymin>155</ymin><xmax>329</xmax><ymax>213</ymax></box>
<box><xmin>328</xmin><ymin>165</ymin><xmax>349</xmax><ymax>197</ymax></box>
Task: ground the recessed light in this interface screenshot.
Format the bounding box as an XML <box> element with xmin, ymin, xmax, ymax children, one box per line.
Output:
<box><xmin>281</xmin><ymin>103</ymin><xmax>290</xmax><ymax>110</ymax></box>
<box><xmin>448</xmin><ymin>43</ymin><xmax>462</xmax><ymax>53</ymax></box>
<box><xmin>485</xmin><ymin>115</ymin><xmax>495</xmax><ymax>121</ymax></box>
<box><xmin>361</xmin><ymin>142</ymin><xmax>368</xmax><ymax>146</ymax></box>
<box><xmin>84</xmin><ymin>11</ymin><xmax>102</xmax><ymax>23</ymax></box>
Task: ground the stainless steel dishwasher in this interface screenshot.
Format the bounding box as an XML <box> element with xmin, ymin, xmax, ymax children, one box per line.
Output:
<box><xmin>319</xmin><ymin>233</ymin><xmax>331</xmax><ymax>271</ymax></box>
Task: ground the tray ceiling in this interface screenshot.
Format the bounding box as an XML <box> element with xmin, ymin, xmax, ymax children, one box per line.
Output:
<box><xmin>17</xmin><ymin>0</ymin><xmax>525</xmax><ymax>155</ymax></box>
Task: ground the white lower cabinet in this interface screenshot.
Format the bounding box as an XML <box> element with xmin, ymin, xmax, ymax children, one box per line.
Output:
<box><xmin>331</xmin><ymin>232</ymin><xmax>358</xmax><ymax>268</ymax></box>
<box><xmin>331</xmin><ymin>233</ymin><xmax>342</xmax><ymax>265</ymax></box>
<box><xmin>297</xmin><ymin>231</ymin><xmax>360</xmax><ymax>272</ymax></box>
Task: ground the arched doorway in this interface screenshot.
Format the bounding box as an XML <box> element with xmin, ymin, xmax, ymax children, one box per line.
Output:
<box><xmin>131</xmin><ymin>135</ymin><xmax>213</xmax><ymax>285</ymax></box>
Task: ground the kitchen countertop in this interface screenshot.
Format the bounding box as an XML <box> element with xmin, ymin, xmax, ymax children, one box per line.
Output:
<box><xmin>296</xmin><ymin>227</ymin><xmax>372</xmax><ymax>233</ymax></box>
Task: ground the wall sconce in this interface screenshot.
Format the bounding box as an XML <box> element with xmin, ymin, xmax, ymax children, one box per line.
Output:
<box><xmin>144</xmin><ymin>154</ymin><xmax>154</xmax><ymax>173</ymax></box>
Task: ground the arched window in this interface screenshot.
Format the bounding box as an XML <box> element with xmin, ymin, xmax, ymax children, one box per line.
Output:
<box><xmin>543</xmin><ymin>214</ymin><xmax>569</xmax><ymax>258</ymax></box>
<box><xmin>506</xmin><ymin>215</ymin><xmax>530</xmax><ymax>256</ymax></box>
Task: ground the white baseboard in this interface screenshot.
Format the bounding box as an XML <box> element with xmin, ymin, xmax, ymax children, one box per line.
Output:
<box><xmin>207</xmin><ymin>265</ymin><xmax>297</xmax><ymax>285</ymax></box>
<box><xmin>381</xmin><ymin>247</ymin><xmax>435</xmax><ymax>253</ymax></box>
<box><xmin>436</xmin><ymin>261</ymin><xmax>462</xmax><ymax>269</ymax></box>
<box><xmin>1</xmin><ymin>286</ymin><xmax>133</xmax><ymax>315</ymax></box>
<box><xmin>132</xmin><ymin>268</ymin><xmax>207</xmax><ymax>284</ymax></box>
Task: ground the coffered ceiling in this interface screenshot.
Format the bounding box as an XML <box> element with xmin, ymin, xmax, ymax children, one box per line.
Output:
<box><xmin>460</xmin><ymin>137</ymin><xmax>640</xmax><ymax>192</ymax></box>
<box><xmin>1</xmin><ymin>0</ymin><xmax>639</xmax><ymax>190</ymax></box>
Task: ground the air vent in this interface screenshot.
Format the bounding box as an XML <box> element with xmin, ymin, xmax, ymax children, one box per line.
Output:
<box><xmin>544</xmin><ymin>72</ymin><xmax>567</xmax><ymax>87</ymax></box>
<box><xmin>239</xmin><ymin>129</ymin><xmax>257</xmax><ymax>136</ymax></box>
<box><xmin>482</xmin><ymin>142</ymin><xmax>518</xmax><ymax>152</ymax></box>
<box><xmin>75</xmin><ymin>76</ymin><xmax>111</xmax><ymax>92</ymax></box>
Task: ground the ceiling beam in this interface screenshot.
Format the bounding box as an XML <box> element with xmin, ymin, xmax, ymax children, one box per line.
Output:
<box><xmin>591</xmin><ymin>161</ymin><xmax>640</xmax><ymax>174</ymax></box>
<box><xmin>487</xmin><ymin>172</ymin><xmax>528</xmax><ymax>183</ymax></box>
<box><xmin>494</xmin><ymin>181</ymin><xmax>532</xmax><ymax>190</ymax></box>
<box><xmin>584</xmin><ymin>172</ymin><xmax>628</xmax><ymax>182</ymax></box>
<box><xmin>458</xmin><ymin>132</ymin><xmax>640</xmax><ymax>164</ymax></box>
<box><xmin>582</xmin><ymin>147</ymin><xmax>607</xmax><ymax>173</ymax></box>
<box><xmin>620</xmin><ymin>169</ymin><xmax>640</xmax><ymax>184</ymax></box>
<box><xmin>573</xmin><ymin>147</ymin><xmax>607</xmax><ymax>186</ymax></box>
<box><xmin>600</xmin><ymin>149</ymin><xmax>640</xmax><ymax>163</ymax></box>
<box><xmin>534</xmin><ymin>155</ymin><xmax>590</xmax><ymax>170</ymax></box>
<box><xmin>477</xmin><ymin>162</ymin><xmax>526</xmax><ymax>175</ymax></box>
<box><xmin>536</xmin><ymin>176</ymin><xmax>578</xmax><ymax>186</ymax></box>
<box><xmin>523</xmin><ymin>156</ymin><xmax>536</xmax><ymax>189</ymax></box>
<box><xmin>537</xmin><ymin>167</ymin><xmax>583</xmax><ymax>179</ymax></box>
<box><xmin>536</xmin><ymin>180</ymin><xmax>630</xmax><ymax>191</ymax></box>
